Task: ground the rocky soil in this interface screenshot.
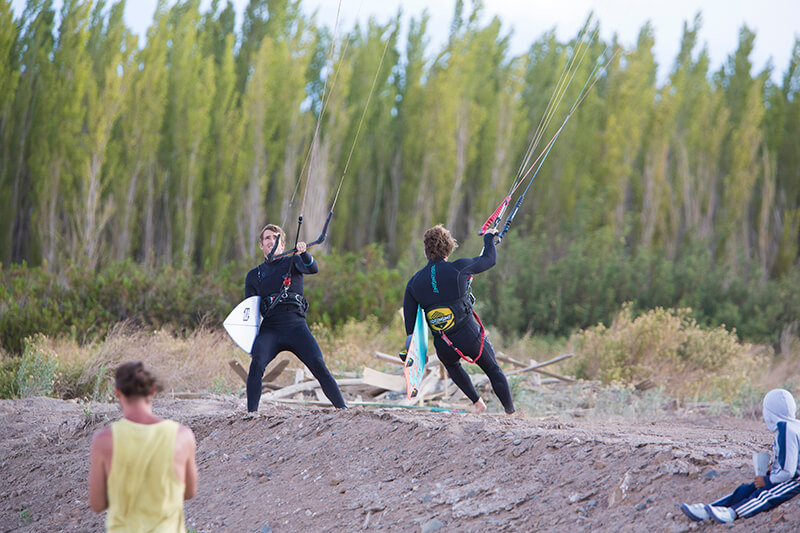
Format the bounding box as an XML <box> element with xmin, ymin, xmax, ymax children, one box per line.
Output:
<box><xmin>2</xmin><ymin>396</ymin><xmax>799</xmax><ymax>532</ymax></box>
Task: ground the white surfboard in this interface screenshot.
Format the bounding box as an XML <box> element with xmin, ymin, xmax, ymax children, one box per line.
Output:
<box><xmin>223</xmin><ymin>296</ymin><xmax>262</xmax><ymax>353</ymax></box>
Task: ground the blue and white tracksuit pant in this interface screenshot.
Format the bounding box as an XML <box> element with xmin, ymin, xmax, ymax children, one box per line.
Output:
<box><xmin>712</xmin><ymin>476</ymin><xmax>800</xmax><ymax>518</ymax></box>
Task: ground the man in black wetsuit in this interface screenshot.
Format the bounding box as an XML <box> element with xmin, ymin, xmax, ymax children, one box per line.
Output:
<box><xmin>244</xmin><ymin>224</ymin><xmax>346</xmax><ymax>412</ymax></box>
<box><xmin>403</xmin><ymin>225</ymin><xmax>515</xmax><ymax>414</ymax></box>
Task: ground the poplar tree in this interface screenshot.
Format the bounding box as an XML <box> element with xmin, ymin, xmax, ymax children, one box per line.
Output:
<box><xmin>77</xmin><ymin>0</ymin><xmax>133</xmax><ymax>267</ymax></box>
<box><xmin>163</xmin><ymin>0</ymin><xmax>214</xmax><ymax>265</ymax></box>
<box><xmin>30</xmin><ymin>0</ymin><xmax>91</xmax><ymax>266</ymax></box>
<box><xmin>329</xmin><ymin>18</ymin><xmax>399</xmax><ymax>249</ymax></box>
<box><xmin>0</xmin><ymin>0</ymin><xmax>20</xmax><ymax>260</ymax></box>
<box><xmin>766</xmin><ymin>39</ymin><xmax>800</xmax><ymax>276</ymax></box>
<box><xmin>199</xmin><ymin>1</ymin><xmax>242</xmax><ymax>268</ymax></box>
<box><xmin>393</xmin><ymin>12</ymin><xmax>429</xmax><ymax>258</ymax></box>
<box><xmin>598</xmin><ymin>23</ymin><xmax>656</xmax><ymax>236</ymax></box>
<box><xmin>716</xmin><ymin>27</ymin><xmax>765</xmax><ymax>273</ymax></box>
<box><xmin>111</xmin><ymin>0</ymin><xmax>169</xmax><ymax>264</ymax></box>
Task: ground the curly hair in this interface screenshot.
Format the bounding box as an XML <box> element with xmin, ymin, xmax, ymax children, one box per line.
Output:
<box><xmin>115</xmin><ymin>361</ymin><xmax>162</xmax><ymax>398</ymax></box>
<box><xmin>424</xmin><ymin>225</ymin><xmax>458</xmax><ymax>260</ymax></box>
<box><xmin>259</xmin><ymin>224</ymin><xmax>286</xmax><ymax>245</ymax></box>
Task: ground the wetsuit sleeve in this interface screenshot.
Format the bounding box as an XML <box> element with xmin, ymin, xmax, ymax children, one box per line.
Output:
<box><xmin>293</xmin><ymin>252</ymin><xmax>319</xmax><ymax>274</ymax></box>
<box><xmin>770</xmin><ymin>422</ymin><xmax>799</xmax><ymax>484</ymax></box>
<box><xmin>245</xmin><ymin>270</ymin><xmax>258</xmax><ymax>299</ymax></box>
<box><xmin>403</xmin><ymin>282</ymin><xmax>418</xmax><ymax>335</ymax></box>
<box><xmin>452</xmin><ymin>232</ymin><xmax>497</xmax><ymax>275</ymax></box>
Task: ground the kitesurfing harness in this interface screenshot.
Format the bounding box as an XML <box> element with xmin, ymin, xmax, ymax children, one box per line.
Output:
<box><xmin>424</xmin><ymin>276</ymin><xmax>485</xmax><ymax>364</ymax></box>
<box><xmin>254</xmin><ymin>257</ymin><xmax>310</xmax><ymax>318</ymax></box>
<box><xmin>259</xmin><ymin>216</ymin><xmax>310</xmax><ymax>318</ymax></box>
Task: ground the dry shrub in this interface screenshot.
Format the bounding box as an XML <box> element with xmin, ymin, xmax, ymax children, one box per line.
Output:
<box><xmin>46</xmin><ymin>321</ymin><xmax>245</xmax><ymax>398</ymax></box>
<box><xmin>760</xmin><ymin>322</ymin><xmax>800</xmax><ymax>393</ymax></box>
<box><xmin>312</xmin><ymin>314</ymin><xmax>407</xmax><ymax>373</ymax></box>
<box><xmin>568</xmin><ymin>303</ymin><xmax>768</xmax><ymax>402</ymax></box>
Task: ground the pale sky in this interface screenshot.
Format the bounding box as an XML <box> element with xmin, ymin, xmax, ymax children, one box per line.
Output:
<box><xmin>10</xmin><ymin>0</ymin><xmax>800</xmax><ymax>83</ymax></box>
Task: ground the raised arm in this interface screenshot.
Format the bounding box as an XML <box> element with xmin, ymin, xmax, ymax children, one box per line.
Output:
<box><xmin>293</xmin><ymin>252</ymin><xmax>318</xmax><ymax>274</ymax></box>
<box><xmin>452</xmin><ymin>231</ymin><xmax>497</xmax><ymax>275</ymax></box>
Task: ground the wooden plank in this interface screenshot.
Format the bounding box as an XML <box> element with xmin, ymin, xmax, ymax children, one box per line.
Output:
<box><xmin>261</xmin><ymin>378</ymin><xmax>364</xmax><ymax>400</ymax></box>
<box><xmin>229</xmin><ymin>359</ymin><xmax>249</xmax><ymax>383</ymax></box>
<box><xmin>230</xmin><ymin>358</ymin><xmax>285</xmax><ymax>391</ymax></box>
<box><xmin>529</xmin><ymin>367</ymin><xmax>575</xmax><ymax>383</ymax></box>
<box><xmin>506</xmin><ymin>353</ymin><xmax>575</xmax><ymax>382</ymax></box>
<box><xmin>375</xmin><ymin>351</ymin><xmax>404</xmax><ymax>365</ymax></box>
<box><xmin>263</xmin><ymin>359</ymin><xmax>289</xmax><ymax>383</ymax></box>
<box><xmin>496</xmin><ymin>352</ymin><xmax>528</xmax><ymax>367</ymax></box>
<box><xmin>314</xmin><ymin>388</ymin><xmax>329</xmax><ymax>403</ymax></box>
<box><xmin>361</xmin><ymin>367</ymin><xmax>406</xmax><ymax>392</ymax></box>
<box><xmin>168</xmin><ymin>392</ymin><xmax>207</xmax><ymax>399</ymax></box>
<box><xmin>375</xmin><ymin>351</ymin><xmax>442</xmax><ymax>369</ymax></box>
<box><xmin>417</xmin><ymin>370</ymin><xmax>441</xmax><ymax>400</ymax></box>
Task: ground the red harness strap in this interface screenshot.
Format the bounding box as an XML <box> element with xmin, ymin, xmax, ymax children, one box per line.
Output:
<box><xmin>439</xmin><ymin>309</ymin><xmax>485</xmax><ymax>364</ymax></box>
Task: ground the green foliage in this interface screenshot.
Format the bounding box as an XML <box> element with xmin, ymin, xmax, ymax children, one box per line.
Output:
<box><xmin>16</xmin><ymin>334</ymin><xmax>58</xmax><ymax>398</ymax></box>
<box><xmin>0</xmin><ymin>260</ymin><xmax>241</xmax><ymax>354</ymax></box>
<box><xmin>0</xmin><ymin>247</ymin><xmax>403</xmax><ymax>356</ymax></box>
<box><xmin>18</xmin><ymin>508</ymin><xmax>32</xmax><ymax>526</ymax></box>
<box><xmin>0</xmin><ymin>353</ymin><xmax>21</xmax><ymax>398</ymax></box>
<box><xmin>55</xmin><ymin>361</ymin><xmax>114</xmax><ymax>402</ymax></box>
<box><xmin>0</xmin><ymin>2</ymin><xmax>799</xmax><ymax>366</ymax></box>
<box><xmin>305</xmin><ymin>245</ymin><xmax>404</xmax><ymax>328</ymax></box>
<box><xmin>478</xmin><ymin>228</ymin><xmax>800</xmax><ymax>346</ymax></box>
<box><xmin>209</xmin><ymin>376</ymin><xmax>236</xmax><ymax>395</ymax></box>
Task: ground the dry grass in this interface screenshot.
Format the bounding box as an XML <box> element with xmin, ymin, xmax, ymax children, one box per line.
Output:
<box><xmin>12</xmin><ymin>308</ymin><xmax>798</xmax><ymax>414</ymax></box>
<box><xmin>36</xmin><ymin>316</ymin><xmax>409</xmax><ymax>399</ymax></box>
<box><xmin>47</xmin><ymin>321</ymin><xmax>245</xmax><ymax>398</ymax></box>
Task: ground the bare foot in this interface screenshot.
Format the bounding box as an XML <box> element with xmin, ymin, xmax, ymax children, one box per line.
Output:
<box><xmin>471</xmin><ymin>398</ymin><xmax>487</xmax><ymax>414</ymax></box>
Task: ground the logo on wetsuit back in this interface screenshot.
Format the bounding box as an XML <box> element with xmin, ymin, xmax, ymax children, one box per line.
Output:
<box><xmin>426</xmin><ymin>307</ymin><xmax>454</xmax><ymax>332</ymax></box>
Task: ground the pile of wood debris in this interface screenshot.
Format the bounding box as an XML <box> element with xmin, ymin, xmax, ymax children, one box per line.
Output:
<box><xmin>225</xmin><ymin>351</ymin><xmax>575</xmax><ymax>411</ymax></box>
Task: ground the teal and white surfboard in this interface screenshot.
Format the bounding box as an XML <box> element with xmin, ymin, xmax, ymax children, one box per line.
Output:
<box><xmin>223</xmin><ymin>296</ymin><xmax>262</xmax><ymax>353</ymax></box>
<box><xmin>403</xmin><ymin>305</ymin><xmax>429</xmax><ymax>399</ymax></box>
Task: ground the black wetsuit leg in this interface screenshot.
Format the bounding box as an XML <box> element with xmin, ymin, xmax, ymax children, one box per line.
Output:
<box><xmin>286</xmin><ymin>321</ymin><xmax>346</xmax><ymax>409</ymax></box>
<box><xmin>247</xmin><ymin>316</ymin><xmax>346</xmax><ymax>411</ymax></box>
<box><xmin>433</xmin><ymin>322</ymin><xmax>515</xmax><ymax>413</ymax></box>
<box><xmin>248</xmin><ymin>330</ymin><xmax>281</xmax><ymax>412</ymax></box>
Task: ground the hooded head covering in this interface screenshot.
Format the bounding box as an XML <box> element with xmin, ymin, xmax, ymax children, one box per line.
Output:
<box><xmin>763</xmin><ymin>389</ymin><xmax>799</xmax><ymax>433</ymax></box>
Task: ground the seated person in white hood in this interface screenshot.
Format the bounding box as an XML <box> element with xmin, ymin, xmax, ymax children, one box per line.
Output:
<box><xmin>680</xmin><ymin>388</ymin><xmax>800</xmax><ymax>523</ymax></box>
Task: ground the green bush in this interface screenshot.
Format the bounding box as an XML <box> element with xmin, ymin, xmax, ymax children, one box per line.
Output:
<box><xmin>0</xmin><ymin>247</ymin><xmax>404</xmax><ymax>356</ymax></box>
<box><xmin>0</xmin><ymin>354</ymin><xmax>21</xmax><ymax>398</ymax></box>
<box><xmin>477</xmin><ymin>228</ymin><xmax>800</xmax><ymax>346</ymax></box>
<box><xmin>568</xmin><ymin>303</ymin><xmax>767</xmax><ymax>402</ymax></box>
<box><xmin>16</xmin><ymin>334</ymin><xmax>58</xmax><ymax>398</ymax></box>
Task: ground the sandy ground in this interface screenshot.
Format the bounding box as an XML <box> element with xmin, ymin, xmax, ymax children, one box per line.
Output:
<box><xmin>2</xmin><ymin>396</ymin><xmax>800</xmax><ymax>532</ymax></box>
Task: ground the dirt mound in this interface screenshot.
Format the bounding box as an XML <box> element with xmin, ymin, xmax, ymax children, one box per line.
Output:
<box><xmin>2</xmin><ymin>397</ymin><xmax>799</xmax><ymax>532</ymax></box>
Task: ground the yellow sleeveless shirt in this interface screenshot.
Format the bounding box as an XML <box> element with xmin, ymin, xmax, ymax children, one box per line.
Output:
<box><xmin>106</xmin><ymin>419</ymin><xmax>186</xmax><ymax>533</ymax></box>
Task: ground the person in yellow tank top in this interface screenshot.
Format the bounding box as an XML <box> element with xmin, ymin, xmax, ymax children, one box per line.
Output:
<box><xmin>88</xmin><ymin>362</ymin><xmax>198</xmax><ymax>532</ymax></box>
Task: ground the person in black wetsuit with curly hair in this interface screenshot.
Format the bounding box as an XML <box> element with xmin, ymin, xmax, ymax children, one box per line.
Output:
<box><xmin>244</xmin><ymin>223</ymin><xmax>346</xmax><ymax>412</ymax></box>
<box><xmin>403</xmin><ymin>224</ymin><xmax>515</xmax><ymax>414</ymax></box>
